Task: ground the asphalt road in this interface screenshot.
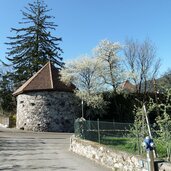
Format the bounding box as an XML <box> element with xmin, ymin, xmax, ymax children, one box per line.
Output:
<box><xmin>0</xmin><ymin>128</ymin><xmax>111</xmax><ymax>171</ymax></box>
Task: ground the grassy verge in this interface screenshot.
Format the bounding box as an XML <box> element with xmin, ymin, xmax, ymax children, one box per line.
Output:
<box><xmin>100</xmin><ymin>136</ymin><xmax>171</xmax><ymax>159</ymax></box>
<box><xmin>101</xmin><ymin>137</ymin><xmax>140</xmax><ymax>154</ymax></box>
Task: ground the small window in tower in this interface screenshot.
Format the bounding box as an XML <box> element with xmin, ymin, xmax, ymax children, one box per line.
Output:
<box><xmin>47</xmin><ymin>103</ymin><xmax>51</xmax><ymax>106</ymax></box>
<box><xmin>31</xmin><ymin>103</ymin><xmax>35</xmax><ymax>106</ymax></box>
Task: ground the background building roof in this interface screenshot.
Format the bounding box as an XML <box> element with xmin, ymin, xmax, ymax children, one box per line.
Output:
<box><xmin>120</xmin><ymin>80</ymin><xmax>136</xmax><ymax>93</ymax></box>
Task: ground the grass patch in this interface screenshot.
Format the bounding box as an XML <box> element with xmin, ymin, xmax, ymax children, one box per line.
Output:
<box><xmin>101</xmin><ymin>137</ymin><xmax>140</xmax><ymax>154</ymax></box>
<box><xmin>100</xmin><ymin>136</ymin><xmax>171</xmax><ymax>158</ymax></box>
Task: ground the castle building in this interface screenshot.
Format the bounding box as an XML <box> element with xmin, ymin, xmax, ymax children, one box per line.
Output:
<box><xmin>13</xmin><ymin>61</ymin><xmax>77</xmax><ymax>132</ymax></box>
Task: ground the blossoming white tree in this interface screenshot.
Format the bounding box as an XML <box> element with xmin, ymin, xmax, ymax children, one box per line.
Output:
<box><xmin>93</xmin><ymin>39</ymin><xmax>125</xmax><ymax>92</ymax></box>
<box><xmin>60</xmin><ymin>40</ymin><xmax>126</xmax><ymax>117</ymax></box>
<box><xmin>60</xmin><ymin>56</ymin><xmax>105</xmax><ymax>109</ymax></box>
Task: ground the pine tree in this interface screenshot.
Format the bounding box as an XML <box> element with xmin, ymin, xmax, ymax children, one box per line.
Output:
<box><xmin>0</xmin><ymin>72</ymin><xmax>15</xmax><ymax>114</ymax></box>
<box><xmin>5</xmin><ymin>0</ymin><xmax>64</xmax><ymax>85</ymax></box>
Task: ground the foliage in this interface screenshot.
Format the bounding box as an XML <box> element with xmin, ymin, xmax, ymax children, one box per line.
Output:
<box><xmin>75</xmin><ymin>91</ymin><xmax>105</xmax><ymax>110</ymax></box>
<box><xmin>5</xmin><ymin>0</ymin><xmax>63</xmax><ymax>86</ymax></box>
<box><xmin>9</xmin><ymin>114</ymin><xmax>16</xmax><ymax>128</ymax></box>
<box><xmin>126</xmin><ymin>88</ymin><xmax>171</xmax><ymax>160</ymax></box>
<box><xmin>0</xmin><ymin>72</ymin><xmax>16</xmax><ymax>114</ymax></box>
<box><xmin>155</xmin><ymin>89</ymin><xmax>171</xmax><ymax>160</ymax></box>
<box><xmin>155</xmin><ymin>89</ymin><xmax>171</xmax><ymax>138</ymax></box>
<box><xmin>157</xmin><ymin>69</ymin><xmax>171</xmax><ymax>90</ymax></box>
<box><xmin>103</xmin><ymin>92</ymin><xmax>135</xmax><ymax>122</ymax></box>
<box><xmin>128</xmin><ymin>97</ymin><xmax>158</xmax><ymax>154</ymax></box>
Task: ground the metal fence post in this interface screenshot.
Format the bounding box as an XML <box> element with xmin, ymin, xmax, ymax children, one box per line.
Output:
<box><xmin>143</xmin><ymin>136</ymin><xmax>155</xmax><ymax>171</ymax></box>
<box><xmin>136</xmin><ymin>123</ymin><xmax>141</xmax><ymax>155</ymax></box>
<box><xmin>97</xmin><ymin>119</ymin><xmax>100</xmax><ymax>144</ymax></box>
<box><xmin>147</xmin><ymin>151</ymin><xmax>155</xmax><ymax>171</ymax></box>
<box><xmin>81</xmin><ymin>99</ymin><xmax>84</xmax><ymax>118</ymax></box>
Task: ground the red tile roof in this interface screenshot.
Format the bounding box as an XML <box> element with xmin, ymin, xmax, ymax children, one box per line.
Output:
<box><xmin>121</xmin><ymin>80</ymin><xmax>136</xmax><ymax>93</ymax></box>
<box><xmin>13</xmin><ymin>61</ymin><xmax>75</xmax><ymax>96</ymax></box>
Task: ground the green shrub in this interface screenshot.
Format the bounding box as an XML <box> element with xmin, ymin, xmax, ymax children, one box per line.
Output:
<box><xmin>9</xmin><ymin>114</ymin><xmax>16</xmax><ymax>128</ymax></box>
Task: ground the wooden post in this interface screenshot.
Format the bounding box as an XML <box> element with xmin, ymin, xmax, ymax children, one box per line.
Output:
<box><xmin>143</xmin><ymin>104</ymin><xmax>157</xmax><ymax>158</ymax></box>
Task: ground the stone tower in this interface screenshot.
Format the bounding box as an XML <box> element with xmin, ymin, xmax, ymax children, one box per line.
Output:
<box><xmin>13</xmin><ymin>61</ymin><xmax>77</xmax><ymax>132</ymax></box>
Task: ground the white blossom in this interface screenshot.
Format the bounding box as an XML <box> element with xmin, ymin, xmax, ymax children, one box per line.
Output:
<box><xmin>93</xmin><ymin>39</ymin><xmax>125</xmax><ymax>91</ymax></box>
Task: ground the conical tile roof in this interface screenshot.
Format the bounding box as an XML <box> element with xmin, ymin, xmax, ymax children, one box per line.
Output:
<box><xmin>13</xmin><ymin>61</ymin><xmax>75</xmax><ymax>96</ymax></box>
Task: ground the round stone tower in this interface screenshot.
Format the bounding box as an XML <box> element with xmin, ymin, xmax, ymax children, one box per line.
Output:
<box><xmin>13</xmin><ymin>62</ymin><xmax>77</xmax><ymax>132</ymax></box>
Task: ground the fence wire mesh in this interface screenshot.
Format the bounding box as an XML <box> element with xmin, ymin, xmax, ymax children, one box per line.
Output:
<box><xmin>74</xmin><ymin>118</ymin><xmax>133</xmax><ymax>143</ymax></box>
<box><xmin>74</xmin><ymin>118</ymin><xmax>171</xmax><ymax>158</ymax></box>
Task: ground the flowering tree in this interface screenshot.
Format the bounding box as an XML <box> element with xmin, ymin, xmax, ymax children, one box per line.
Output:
<box><xmin>60</xmin><ymin>40</ymin><xmax>127</xmax><ymax>117</ymax></box>
<box><xmin>60</xmin><ymin>56</ymin><xmax>105</xmax><ymax>110</ymax></box>
<box><xmin>93</xmin><ymin>39</ymin><xmax>125</xmax><ymax>92</ymax></box>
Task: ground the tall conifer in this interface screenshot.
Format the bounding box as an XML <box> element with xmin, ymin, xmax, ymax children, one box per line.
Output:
<box><xmin>5</xmin><ymin>0</ymin><xmax>64</xmax><ymax>85</ymax></box>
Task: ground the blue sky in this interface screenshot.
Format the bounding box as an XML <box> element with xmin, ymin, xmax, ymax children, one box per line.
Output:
<box><xmin>0</xmin><ymin>0</ymin><xmax>171</xmax><ymax>75</ymax></box>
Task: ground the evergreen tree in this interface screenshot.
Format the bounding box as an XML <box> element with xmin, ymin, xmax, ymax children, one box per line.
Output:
<box><xmin>0</xmin><ymin>72</ymin><xmax>15</xmax><ymax>114</ymax></box>
<box><xmin>5</xmin><ymin>0</ymin><xmax>64</xmax><ymax>85</ymax></box>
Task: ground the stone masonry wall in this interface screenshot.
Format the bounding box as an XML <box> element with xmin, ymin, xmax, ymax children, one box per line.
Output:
<box><xmin>16</xmin><ymin>91</ymin><xmax>77</xmax><ymax>132</ymax></box>
<box><xmin>70</xmin><ymin>136</ymin><xmax>171</xmax><ymax>171</ymax></box>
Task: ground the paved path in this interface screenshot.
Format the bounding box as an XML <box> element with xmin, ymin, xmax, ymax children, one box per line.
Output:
<box><xmin>0</xmin><ymin>128</ymin><xmax>111</xmax><ymax>171</ymax></box>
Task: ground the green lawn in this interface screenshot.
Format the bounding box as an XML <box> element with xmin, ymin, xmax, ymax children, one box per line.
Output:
<box><xmin>101</xmin><ymin>136</ymin><xmax>171</xmax><ymax>159</ymax></box>
<box><xmin>101</xmin><ymin>137</ymin><xmax>140</xmax><ymax>154</ymax></box>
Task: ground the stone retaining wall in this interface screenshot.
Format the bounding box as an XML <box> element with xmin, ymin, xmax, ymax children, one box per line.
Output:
<box><xmin>70</xmin><ymin>136</ymin><xmax>171</xmax><ymax>171</ymax></box>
